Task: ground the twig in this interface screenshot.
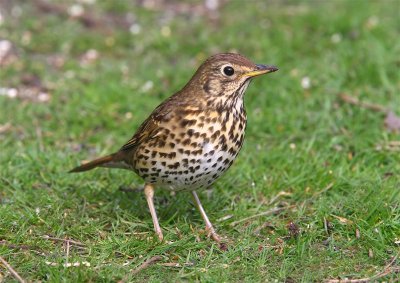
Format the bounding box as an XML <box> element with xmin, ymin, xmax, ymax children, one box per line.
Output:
<box><xmin>217</xmin><ymin>214</ymin><xmax>233</xmax><ymax>222</ymax></box>
<box><xmin>230</xmin><ymin>205</ymin><xmax>295</xmax><ymax>226</ymax></box>
<box><xmin>33</xmin><ymin>119</ymin><xmax>44</xmax><ymax>152</ymax></box>
<box><xmin>324</xmin><ymin>267</ymin><xmax>400</xmax><ymax>283</ymax></box>
<box><xmin>41</xmin><ymin>235</ymin><xmax>85</xmax><ymax>247</ymax></box>
<box><xmin>0</xmin><ymin>240</ymin><xmax>32</xmax><ymax>250</ymax></box>
<box><xmin>159</xmin><ymin>262</ymin><xmax>194</xmax><ymax>268</ymax></box>
<box><xmin>118</xmin><ymin>256</ymin><xmax>163</xmax><ymax>283</ymax></box>
<box><xmin>268</xmin><ymin>191</ymin><xmax>292</xmax><ymax>205</ymax></box>
<box><xmin>338</xmin><ymin>93</ymin><xmax>388</xmax><ymax>113</ymax></box>
<box><xmin>131</xmin><ymin>256</ymin><xmax>163</xmax><ymax>275</ymax></box>
<box><xmin>0</xmin><ymin>256</ymin><xmax>26</xmax><ymax>283</ymax></box>
<box><xmin>253</xmin><ymin>222</ymin><xmax>275</xmax><ymax>236</ymax></box>
<box><xmin>313</xmin><ymin>183</ymin><xmax>334</xmax><ymax>197</ymax></box>
<box><xmin>65</xmin><ymin>240</ymin><xmax>70</xmax><ymax>267</ymax></box>
<box><xmin>324</xmin><ymin>253</ymin><xmax>399</xmax><ymax>282</ymax></box>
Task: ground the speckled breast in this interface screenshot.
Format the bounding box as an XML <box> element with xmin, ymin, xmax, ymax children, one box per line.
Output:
<box><xmin>132</xmin><ymin>109</ymin><xmax>247</xmax><ymax>191</ymax></box>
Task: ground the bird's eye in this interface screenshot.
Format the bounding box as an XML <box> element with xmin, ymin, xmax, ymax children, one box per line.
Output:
<box><xmin>222</xmin><ymin>66</ymin><xmax>235</xmax><ymax>76</ymax></box>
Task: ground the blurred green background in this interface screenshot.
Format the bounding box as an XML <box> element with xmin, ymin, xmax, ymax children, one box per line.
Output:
<box><xmin>0</xmin><ymin>0</ymin><xmax>399</xmax><ymax>282</ymax></box>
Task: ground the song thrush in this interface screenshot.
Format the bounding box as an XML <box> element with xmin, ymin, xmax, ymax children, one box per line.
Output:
<box><xmin>70</xmin><ymin>53</ymin><xmax>278</xmax><ymax>242</ymax></box>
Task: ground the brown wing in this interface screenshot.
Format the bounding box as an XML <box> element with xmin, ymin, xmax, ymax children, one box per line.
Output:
<box><xmin>119</xmin><ymin>99</ymin><xmax>176</xmax><ymax>151</ymax></box>
<box><xmin>119</xmin><ymin>89</ymin><xmax>204</xmax><ymax>152</ymax></box>
<box><xmin>120</xmin><ymin>116</ymin><xmax>160</xmax><ymax>151</ymax></box>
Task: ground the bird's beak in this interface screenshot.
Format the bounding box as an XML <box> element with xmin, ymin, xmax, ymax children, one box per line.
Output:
<box><xmin>244</xmin><ymin>64</ymin><xmax>279</xmax><ymax>78</ymax></box>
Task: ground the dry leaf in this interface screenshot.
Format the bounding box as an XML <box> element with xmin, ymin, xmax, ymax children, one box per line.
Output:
<box><xmin>331</xmin><ymin>214</ymin><xmax>353</xmax><ymax>224</ymax></box>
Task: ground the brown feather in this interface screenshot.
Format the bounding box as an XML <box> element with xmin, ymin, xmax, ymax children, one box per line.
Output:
<box><xmin>69</xmin><ymin>154</ymin><xmax>117</xmax><ymax>173</ymax></box>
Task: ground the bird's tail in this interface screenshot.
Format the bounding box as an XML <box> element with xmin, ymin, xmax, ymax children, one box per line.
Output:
<box><xmin>69</xmin><ymin>153</ymin><xmax>119</xmax><ymax>173</ymax></box>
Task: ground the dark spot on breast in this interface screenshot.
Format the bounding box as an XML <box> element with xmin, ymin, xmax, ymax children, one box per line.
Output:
<box><xmin>151</xmin><ymin>161</ymin><xmax>157</xmax><ymax>165</ymax></box>
<box><xmin>167</xmin><ymin>162</ymin><xmax>180</xmax><ymax>169</ymax></box>
<box><xmin>169</xmin><ymin>142</ymin><xmax>175</xmax><ymax>148</ymax></box>
<box><xmin>158</xmin><ymin>140</ymin><xmax>166</xmax><ymax>147</ymax></box>
<box><xmin>161</xmin><ymin>161</ymin><xmax>166</xmax><ymax>166</ymax></box>
<box><xmin>187</xmin><ymin>129</ymin><xmax>194</xmax><ymax>136</ymax></box>
<box><xmin>159</xmin><ymin>152</ymin><xmax>168</xmax><ymax>158</ymax></box>
<box><xmin>193</xmin><ymin>149</ymin><xmax>203</xmax><ymax>156</ymax></box>
<box><xmin>168</xmin><ymin>152</ymin><xmax>176</xmax><ymax>159</ymax></box>
<box><xmin>221</xmin><ymin>123</ymin><xmax>227</xmax><ymax>132</ymax></box>
<box><xmin>182</xmin><ymin>138</ymin><xmax>191</xmax><ymax>146</ymax></box>
<box><xmin>217</xmin><ymin>156</ymin><xmax>223</xmax><ymax>162</ymax></box>
<box><xmin>178</xmin><ymin>148</ymin><xmax>184</xmax><ymax>154</ymax></box>
<box><xmin>228</xmin><ymin>147</ymin><xmax>237</xmax><ymax>156</ymax></box>
<box><xmin>211</xmin><ymin>130</ymin><xmax>220</xmax><ymax>141</ymax></box>
<box><xmin>181</xmin><ymin>119</ymin><xmax>197</xmax><ymax>127</ymax></box>
<box><xmin>151</xmin><ymin>151</ymin><xmax>157</xmax><ymax>158</ymax></box>
<box><xmin>219</xmin><ymin>134</ymin><xmax>227</xmax><ymax>145</ymax></box>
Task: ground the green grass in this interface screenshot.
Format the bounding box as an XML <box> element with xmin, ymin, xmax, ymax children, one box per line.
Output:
<box><xmin>1</xmin><ymin>0</ymin><xmax>399</xmax><ymax>282</ymax></box>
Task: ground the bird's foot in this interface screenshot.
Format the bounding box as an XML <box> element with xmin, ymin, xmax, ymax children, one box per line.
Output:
<box><xmin>205</xmin><ymin>225</ymin><xmax>221</xmax><ymax>243</ymax></box>
<box><xmin>156</xmin><ymin>230</ymin><xmax>164</xmax><ymax>242</ymax></box>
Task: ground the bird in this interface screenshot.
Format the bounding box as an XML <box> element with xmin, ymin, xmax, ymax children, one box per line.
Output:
<box><xmin>69</xmin><ymin>53</ymin><xmax>278</xmax><ymax>242</ymax></box>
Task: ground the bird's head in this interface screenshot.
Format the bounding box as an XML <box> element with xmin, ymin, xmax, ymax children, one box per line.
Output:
<box><xmin>183</xmin><ymin>53</ymin><xmax>278</xmax><ymax>109</ymax></box>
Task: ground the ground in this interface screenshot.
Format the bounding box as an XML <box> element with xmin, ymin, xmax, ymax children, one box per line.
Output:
<box><xmin>0</xmin><ymin>0</ymin><xmax>399</xmax><ymax>282</ymax></box>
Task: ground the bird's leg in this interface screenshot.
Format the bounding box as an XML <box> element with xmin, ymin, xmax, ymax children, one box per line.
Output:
<box><xmin>191</xmin><ymin>191</ymin><xmax>221</xmax><ymax>243</ymax></box>
<box><xmin>144</xmin><ymin>184</ymin><xmax>163</xmax><ymax>241</ymax></box>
